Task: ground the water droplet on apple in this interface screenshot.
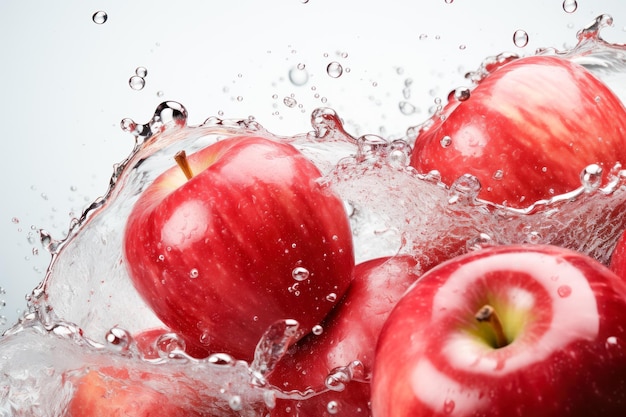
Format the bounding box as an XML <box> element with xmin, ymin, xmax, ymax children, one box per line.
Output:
<box><xmin>581</xmin><ymin>164</ymin><xmax>603</xmax><ymax>193</ymax></box>
<box><xmin>92</xmin><ymin>10</ymin><xmax>107</xmax><ymax>24</ymax></box>
<box><xmin>440</xmin><ymin>135</ymin><xmax>452</xmax><ymax>148</ymax></box>
<box><xmin>289</xmin><ymin>65</ymin><xmax>309</xmax><ymax>86</ymax></box>
<box><xmin>606</xmin><ymin>336</ymin><xmax>619</xmax><ymax>349</ymax></box>
<box><xmin>105</xmin><ymin>327</ymin><xmax>131</xmax><ymax>352</ymax></box>
<box><xmin>513</xmin><ymin>30</ymin><xmax>529</xmax><ymax>48</ymax></box>
<box><xmin>443</xmin><ymin>398</ymin><xmax>456</xmax><ymax>414</ymax></box>
<box><xmin>208</xmin><ymin>352</ymin><xmax>236</xmax><ymax>366</ymax></box>
<box><xmin>326</xmin><ymin>293</ymin><xmax>337</xmax><ymax>302</ymax></box>
<box><xmin>155</xmin><ymin>332</ymin><xmax>187</xmax><ymax>359</ymax></box>
<box><xmin>563</xmin><ymin>0</ymin><xmax>578</xmax><ymax>13</ymax></box>
<box><xmin>448</xmin><ymin>174</ymin><xmax>481</xmax><ymax>204</ymax></box>
<box><xmin>327</xmin><ymin>62</ymin><xmax>343</xmax><ymax>78</ymax></box>
<box><xmin>557</xmin><ymin>285</ymin><xmax>572</xmax><ymax>298</ymax></box>
<box><xmin>493</xmin><ymin>169</ymin><xmax>504</xmax><ymax>180</ymax></box>
<box><xmin>327</xmin><ymin>400</ymin><xmax>339</xmax><ymax>414</ymax></box>
<box><xmin>189</xmin><ymin>268</ymin><xmax>199</xmax><ymax>279</ymax></box>
<box><xmin>312</xmin><ymin>324</ymin><xmax>324</xmax><ymax>335</ymax></box>
<box><xmin>453</xmin><ymin>87</ymin><xmax>471</xmax><ymax>102</ymax></box>
<box><xmin>228</xmin><ymin>395</ymin><xmax>243</xmax><ymax>411</ymax></box>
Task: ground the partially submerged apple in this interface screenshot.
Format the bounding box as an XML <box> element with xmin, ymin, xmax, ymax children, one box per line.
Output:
<box><xmin>372</xmin><ymin>244</ymin><xmax>626</xmax><ymax>416</ymax></box>
<box><xmin>124</xmin><ymin>136</ymin><xmax>355</xmax><ymax>361</ymax></box>
<box><xmin>410</xmin><ymin>55</ymin><xmax>626</xmax><ymax>208</ymax></box>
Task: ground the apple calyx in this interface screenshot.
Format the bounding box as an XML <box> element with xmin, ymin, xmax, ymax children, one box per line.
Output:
<box><xmin>475</xmin><ymin>304</ymin><xmax>508</xmax><ymax>349</ymax></box>
<box><xmin>174</xmin><ymin>150</ymin><xmax>194</xmax><ymax>180</ymax></box>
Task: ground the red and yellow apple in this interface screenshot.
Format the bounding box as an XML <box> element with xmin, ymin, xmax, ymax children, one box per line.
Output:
<box><xmin>372</xmin><ymin>244</ymin><xmax>626</xmax><ymax>416</ymax></box>
<box><xmin>410</xmin><ymin>55</ymin><xmax>626</xmax><ymax>208</ymax></box>
<box><xmin>124</xmin><ymin>136</ymin><xmax>355</xmax><ymax>361</ymax></box>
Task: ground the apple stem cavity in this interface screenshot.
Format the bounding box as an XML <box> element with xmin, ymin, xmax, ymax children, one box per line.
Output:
<box><xmin>174</xmin><ymin>150</ymin><xmax>194</xmax><ymax>180</ymax></box>
<box><xmin>475</xmin><ymin>304</ymin><xmax>508</xmax><ymax>348</ymax></box>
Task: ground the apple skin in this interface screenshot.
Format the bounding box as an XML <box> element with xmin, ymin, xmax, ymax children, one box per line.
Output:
<box><xmin>372</xmin><ymin>244</ymin><xmax>626</xmax><ymax>417</ymax></box>
<box><xmin>410</xmin><ymin>55</ymin><xmax>626</xmax><ymax>208</ymax></box>
<box><xmin>65</xmin><ymin>367</ymin><xmax>206</xmax><ymax>417</ymax></box>
<box><xmin>124</xmin><ymin>136</ymin><xmax>355</xmax><ymax>361</ymax></box>
<box><xmin>610</xmin><ymin>231</ymin><xmax>626</xmax><ymax>280</ymax></box>
<box><xmin>269</xmin><ymin>255</ymin><xmax>422</xmax><ymax>417</ymax></box>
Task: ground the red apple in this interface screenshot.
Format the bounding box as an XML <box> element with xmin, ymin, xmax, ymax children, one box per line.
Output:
<box><xmin>269</xmin><ymin>255</ymin><xmax>422</xmax><ymax>417</ymax></box>
<box><xmin>372</xmin><ymin>244</ymin><xmax>626</xmax><ymax>417</ymax></box>
<box><xmin>610</xmin><ymin>230</ymin><xmax>626</xmax><ymax>280</ymax></box>
<box><xmin>124</xmin><ymin>136</ymin><xmax>355</xmax><ymax>361</ymax></box>
<box><xmin>65</xmin><ymin>367</ymin><xmax>205</xmax><ymax>417</ymax></box>
<box><xmin>410</xmin><ymin>55</ymin><xmax>626</xmax><ymax>208</ymax></box>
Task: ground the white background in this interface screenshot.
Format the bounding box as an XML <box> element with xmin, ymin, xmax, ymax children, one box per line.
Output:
<box><xmin>1</xmin><ymin>0</ymin><xmax>625</xmax><ymax>332</ymax></box>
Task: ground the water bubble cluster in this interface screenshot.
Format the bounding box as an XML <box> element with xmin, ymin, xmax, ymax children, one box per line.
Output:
<box><xmin>129</xmin><ymin>66</ymin><xmax>148</xmax><ymax>91</ymax></box>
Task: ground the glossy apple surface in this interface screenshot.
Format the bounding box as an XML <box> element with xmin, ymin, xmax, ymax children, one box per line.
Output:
<box><xmin>124</xmin><ymin>136</ymin><xmax>354</xmax><ymax>361</ymax></box>
<box><xmin>269</xmin><ymin>255</ymin><xmax>422</xmax><ymax>417</ymax></box>
<box><xmin>410</xmin><ymin>55</ymin><xmax>626</xmax><ymax>208</ymax></box>
<box><xmin>372</xmin><ymin>244</ymin><xmax>626</xmax><ymax>417</ymax></box>
<box><xmin>610</xmin><ymin>230</ymin><xmax>626</xmax><ymax>280</ymax></box>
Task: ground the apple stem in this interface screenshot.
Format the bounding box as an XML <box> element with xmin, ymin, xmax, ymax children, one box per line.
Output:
<box><xmin>475</xmin><ymin>304</ymin><xmax>508</xmax><ymax>348</ymax></box>
<box><xmin>174</xmin><ymin>150</ymin><xmax>194</xmax><ymax>180</ymax></box>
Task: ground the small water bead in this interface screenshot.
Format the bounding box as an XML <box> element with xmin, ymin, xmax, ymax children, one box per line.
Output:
<box><xmin>0</xmin><ymin>316</ymin><xmax>6</xmax><ymax>326</ymax></box>
<box><xmin>189</xmin><ymin>268</ymin><xmax>199</xmax><ymax>279</ymax></box>
<box><xmin>443</xmin><ymin>398</ymin><xmax>456</xmax><ymax>414</ymax></box>
<box><xmin>326</xmin><ymin>293</ymin><xmax>337</xmax><ymax>302</ymax></box>
<box><xmin>288</xmin><ymin>65</ymin><xmax>309</xmax><ymax>86</ymax></box>
<box><xmin>327</xmin><ymin>62</ymin><xmax>343</xmax><ymax>78</ymax></box>
<box><xmin>440</xmin><ymin>135</ymin><xmax>452</xmax><ymax>148</ymax></box>
<box><xmin>92</xmin><ymin>11</ymin><xmax>108</xmax><ymax>24</ymax></box>
<box><xmin>208</xmin><ymin>352</ymin><xmax>236</xmax><ymax>366</ymax></box>
<box><xmin>453</xmin><ymin>87</ymin><xmax>471</xmax><ymax>102</ymax></box>
<box><xmin>283</xmin><ymin>96</ymin><xmax>298</xmax><ymax>108</ymax></box>
<box><xmin>493</xmin><ymin>169</ymin><xmax>504</xmax><ymax>180</ymax></box>
<box><xmin>581</xmin><ymin>164</ymin><xmax>602</xmax><ymax>192</ymax></box>
<box><xmin>312</xmin><ymin>324</ymin><xmax>324</xmax><ymax>335</ymax></box>
<box><xmin>105</xmin><ymin>327</ymin><xmax>131</xmax><ymax>352</ymax></box>
<box><xmin>129</xmin><ymin>75</ymin><xmax>145</xmax><ymax>91</ymax></box>
<box><xmin>156</xmin><ymin>333</ymin><xmax>187</xmax><ymax>359</ymax></box>
<box><xmin>229</xmin><ymin>395</ymin><xmax>243</xmax><ymax>411</ymax></box>
<box><xmin>135</xmin><ymin>66</ymin><xmax>148</xmax><ymax>78</ymax></box>
<box><xmin>513</xmin><ymin>30</ymin><xmax>529</xmax><ymax>48</ymax></box>
<box><xmin>327</xmin><ymin>401</ymin><xmax>339</xmax><ymax>414</ymax></box>
<box><xmin>562</xmin><ymin>0</ymin><xmax>578</xmax><ymax>13</ymax></box>
<box><xmin>557</xmin><ymin>285</ymin><xmax>572</xmax><ymax>298</ymax></box>
<box><xmin>292</xmin><ymin>266</ymin><xmax>310</xmax><ymax>282</ymax></box>
<box><xmin>399</xmin><ymin>101</ymin><xmax>416</xmax><ymax>115</ymax></box>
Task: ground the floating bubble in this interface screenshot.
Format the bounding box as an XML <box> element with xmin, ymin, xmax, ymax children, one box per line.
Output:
<box><xmin>283</xmin><ymin>96</ymin><xmax>298</xmax><ymax>108</ymax></box>
<box><xmin>399</xmin><ymin>101</ymin><xmax>416</xmax><ymax>115</ymax></box>
<box><xmin>563</xmin><ymin>0</ymin><xmax>578</xmax><ymax>13</ymax></box>
<box><xmin>92</xmin><ymin>11</ymin><xmax>107</xmax><ymax>24</ymax></box>
<box><xmin>327</xmin><ymin>62</ymin><xmax>343</xmax><ymax>78</ymax></box>
<box><xmin>135</xmin><ymin>66</ymin><xmax>148</xmax><ymax>78</ymax></box>
<box><xmin>288</xmin><ymin>65</ymin><xmax>309</xmax><ymax>86</ymax></box>
<box><xmin>129</xmin><ymin>75</ymin><xmax>145</xmax><ymax>91</ymax></box>
<box><xmin>513</xmin><ymin>30</ymin><xmax>529</xmax><ymax>48</ymax></box>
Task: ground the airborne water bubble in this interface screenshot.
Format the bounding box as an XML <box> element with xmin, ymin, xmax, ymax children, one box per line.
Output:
<box><xmin>288</xmin><ymin>65</ymin><xmax>309</xmax><ymax>86</ymax></box>
<box><xmin>562</xmin><ymin>0</ymin><xmax>578</xmax><ymax>13</ymax></box>
<box><xmin>92</xmin><ymin>11</ymin><xmax>108</xmax><ymax>24</ymax></box>
<box><xmin>513</xmin><ymin>29</ymin><xmax>529</xmax><ymax>48</ymax></box>
<box><xmin>129</xmin><ymin>75</ymin><xmax>146</xmax><ymax>91</ymax></box>
<box><xmin>327</xmin><ymin>62</ymin><xmax>344</xmax><ymax>78</ymax></box>
<box><xmin>135</xmin><ymin>66</ymin><xmax>148</xmax><ymax>78</ymax></box>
